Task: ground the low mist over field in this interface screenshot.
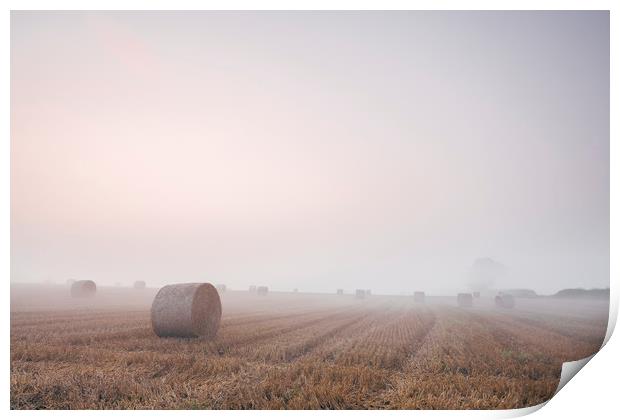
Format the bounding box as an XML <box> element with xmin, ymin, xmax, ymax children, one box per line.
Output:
<box><xmin>11</xmin><ymin>11</ymin><xmax>609</xmax><ymax>296</ymax></box>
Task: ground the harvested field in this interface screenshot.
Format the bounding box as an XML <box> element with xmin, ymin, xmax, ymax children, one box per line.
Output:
<box><xmin>10</xmin><ymin>284</ymin><xmax>609</xmax><ymax>409</ymax></box>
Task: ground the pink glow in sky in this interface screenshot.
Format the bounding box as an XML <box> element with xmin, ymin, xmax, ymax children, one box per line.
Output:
<box><xmin>11</xmin><ymin>11</ymin><xmax>609</xmax><ymax>294</ymax></box>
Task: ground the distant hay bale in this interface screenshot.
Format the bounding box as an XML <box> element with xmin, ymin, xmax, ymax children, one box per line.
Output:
<box><xmin>355</xmin><ymin>289</ymin><xmax>366</xmax><ymax>299</ymax></box>
<box><xmin>473</xmin><ymin>291</ymin><xmax>480</xmax><ymax>298</ymax></box>
<box><xmin>66</xmin><ymin>278</ymin><xmax>76</xmax><ymax>287</ymax></box>
<box><xmin>293</xmin><ymin>288</ymin><xmax>298</xmax><ymax>293</ymax></box>
<box><xmin>414</xmin><ymin>291</ymin><xmax>425</xmax><ymax>303</ymax></box>
<box><xmin>495</xmin><ymin>294</ymin><xmax>515</xmax><ymax>309</ymax></box>
<box><xmin>70</xmin><ymin>280</ymin><xmax>97</xmax><ymax>298</ymax></box>
<box><xmin>365</xmin><ymin>289</ymin><xmax>372</xmax><ymax>296</ymax></box>
<box><xmin>257</xmin><ymin>286</ymin><xmax>268</xmax><ymax>296</ymax></box>
<box><xmin>336</xmin><ymin>289</ymin><xmax>344</xmax><ymax>295</ymax></box>
<box><xmin>134</xmin><ymin>281</ymin><xmax>146</xmax><ymax>289</ymax></box>
<box><xmin>151</xmin><ymin>283</ymin><xmax>222</xmax><ymax>338</ymax></box>
<box><xmin>457</xmin><ymin>293</ymin><xmax>473</xmax><ymax>307</ymax></box>
<box><xmin>216</xmin><ymin>284</ymin><xmax>227</xmax><ymax>293</ymax></box>
<box><xmin>249</xmin><ymin>285</ymin><xmax>257</xmax><ymax>293</ymax></box>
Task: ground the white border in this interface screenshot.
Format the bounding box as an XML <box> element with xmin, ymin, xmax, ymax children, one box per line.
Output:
<box><xmin>3</xmin><ymin>1</ymin><xmax>617</xmax><ymax>419</ymax></box>
<box><xmin>1</xmin><ymin>0</ymin><xmax>617</xmax><ymax>11</ymax></box>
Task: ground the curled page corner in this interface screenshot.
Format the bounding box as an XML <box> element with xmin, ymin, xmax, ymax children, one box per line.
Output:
<box><xmin>503</xmin><ymin>401</ymin><xmax>547</xmax><ymax>418</ymax></box>
<box><xmin>507</xmin><ymin>309</ymin><xmax>614</xmax><ymax>417</ymax></box>
<box><xmin>503</xmin><ymin>354</ymin><xmax>598</xmax><ymax>418</ymax></box>
<box><xmin>554</xmin><ymin>355</ymin><xmax>595</xmax><ymax>396</ymax></box>
<box><xmin>602</xmin><ymin>293</ymin><xmax>618</xmax><ymax>347</ymax></box>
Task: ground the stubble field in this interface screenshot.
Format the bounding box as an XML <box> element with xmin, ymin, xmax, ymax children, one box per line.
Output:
<box><xmin>10</xmin><ymin>285</ymin><xmax>608</xmax><ymax>409</ymax></box>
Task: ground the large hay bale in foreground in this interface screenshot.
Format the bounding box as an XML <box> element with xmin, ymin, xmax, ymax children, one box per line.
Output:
<box><xmin>70</xmin><ymin>280</ymin><xmax>96</xmax><ymax>298</ymax></box>
<box><xmin>457</xmin><ymin>293</ymin><xmax>473</xmax><ymax>307</ymax></box>
<box><xmin>134</xmin><ymin>281</ymin><xmax>146</xmax><ymax>289</ymax></box>
<box><xmin>216</xmin><ymin>284</ymin><xmax>227</xmax><ymax>293</ymax></box>
<box><xmin>495</xmin><ymin>294</ymin><xmax>515</xmax><ymax>309</ymax></box>
<box><xmin>151</xmin><ymin>283</ymin><xmax>222</xmax><ymax>338</ymax></box>
<box><xmin>355</xmin><ymin>289</ymin><xmax>366</xmax><ymax>299</ymax></box>
<box><xmin>257</xmin><ymin>286</ymin><xmax>268</xmax><ymax>296</ymax></box>
<box><xmin>414</xmin><ymin>291</ymin><xmax>425</xmax><ymax>303</ymax></box>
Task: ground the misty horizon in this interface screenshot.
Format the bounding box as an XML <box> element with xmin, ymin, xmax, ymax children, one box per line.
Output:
<box><xmin>11</xmin><ymin>11</ymin><xmax>609</xmax><ymax>296</ymax></box>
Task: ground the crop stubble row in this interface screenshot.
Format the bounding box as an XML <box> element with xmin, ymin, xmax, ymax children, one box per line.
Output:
<box><xmin>10</xmin><ymin>297</ymin><xmax>606</xmax><ymax>409</ymax></box>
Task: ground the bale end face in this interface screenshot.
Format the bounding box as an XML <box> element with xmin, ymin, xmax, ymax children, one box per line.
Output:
<box><xmin>151</xmin><ymin>283</ymin><xmax>222</xmax><ymax>338</ymax></box>
<box><xmin>70</xmin><ymin>280</ymin><xmax>97</xmax><ymax>298</ymax></box>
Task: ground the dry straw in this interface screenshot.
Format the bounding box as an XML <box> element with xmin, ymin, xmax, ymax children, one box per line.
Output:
<box><xmin>70</xmin><ymin>280</ymin><xmax>96</xmax><ymax>297</ymax></box>
<box><xmin>151</xmin><ymin>283</ymin><xmax>222</xmax><ymax>338</ymax></box>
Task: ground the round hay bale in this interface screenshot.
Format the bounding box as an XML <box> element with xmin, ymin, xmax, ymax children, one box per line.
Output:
<box><xmin>151</xmin><ymin>283</ymin><xmax>222</xmax><ymax>338</ymax></box>
<box><xmin>134</xmin><ymin>281</ymin><xmax>146</xmax><ymax>289</ymax></box>
<box><xmin>457</xmin><ymin>293</ymin><xmax>473</xmax><ymax>307</ymax></box>
<box><xmin>257</xmin><ymin>286</ymin><xmax>268</xmax><ymax>296</ymax></box>
<box><xmin>70</xmin><ymin>280</ymin><xmax>96</xmax><ymax>297</ymax></box>
<box><xmin>495</xmin><ymin>294</ymin><xmax>516</xmax><ymax>309</ymax></box>
<box><xmin>413</xmin><ymin>291</ymin><xmax>425</xmax><ymax>303</ymax></box>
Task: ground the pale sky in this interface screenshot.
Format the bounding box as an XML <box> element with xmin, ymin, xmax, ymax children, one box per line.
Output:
<box><xmin>11</xmin><ymin>11</ymin><xmax>609</xmax><ymax>295</ymax></box>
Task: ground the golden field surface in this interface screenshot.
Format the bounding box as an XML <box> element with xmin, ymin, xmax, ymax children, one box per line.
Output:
<box><xmin>11</xmin><ymin>284</ymin><xmax>609</xmax><ymax>409</ymax></box>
